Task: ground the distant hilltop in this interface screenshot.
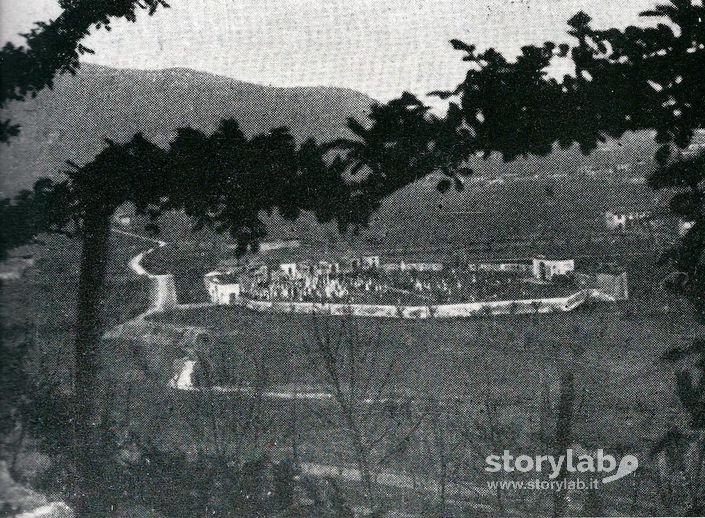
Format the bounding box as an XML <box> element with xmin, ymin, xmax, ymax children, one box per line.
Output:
<box><xmin>0</xmin><ymin>63</ymin><xmax>375</xmax><ymax>194</ymax></box>
<box><xmin>2</xmin><ymin>62</ymin><xmax>693</xmax><ymax>197</ymax></box>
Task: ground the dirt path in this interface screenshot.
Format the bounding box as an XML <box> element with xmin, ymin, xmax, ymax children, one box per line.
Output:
<box><xmin>298</xmin><ymin>462</ymin><xmax>496</xmax><ymax>510</ymax></box>
<box><xmin>111</xmin><ymin>228</ymin><xmax>167</xmax><ymax>247</ymax></box>
<box><xmin>104</xmin><ymin>229</ymin><xmax>208</xmax><ymax>339</ymax></box>
<box><xmin>118</xmin><ymin>230</ymin><xmax>173</xmax><ymax>315</ymax></box>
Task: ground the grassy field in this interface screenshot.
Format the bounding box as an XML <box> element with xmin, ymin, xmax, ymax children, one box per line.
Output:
<box><xmin>141</xmin><ymin>242</ymin><xmax>222</xmax><ymax>303</ymax></box>
<box><xmin>135</xmin><ymin>303</ymin><xmax>703</xmax><ymax>515</ymax></box>
<box><xmin>0</xmin><ymin>171</ymin><xmax>692</xmax><ymax>515</ymax></box>
<box><xmin>2</xmin><ymin>232</ymin><xmax>699</xmax><ymax>515</ymax></box>
<box><xmin>126</xmin><ymin>176</ymin><xmax>660</xmax><ymax>253</ymax></box>
<box><xmin>150</xmin><ymin>304</ymin><xmax>695</xmax><ymax>418</ymax></box>
<box><xmin>131</xmin><ymin>174</ymin><xmax>669</xmax><ymax>310</ymax></box>
<box><xmin>139</xmin><ymin>225</ymin><xmax>670</xmax><ymax>310</ymax></box>
<box><xmin>0</xmin><ymin>233</ymin><xmax>152</xmax><ymax>378</ymax></box>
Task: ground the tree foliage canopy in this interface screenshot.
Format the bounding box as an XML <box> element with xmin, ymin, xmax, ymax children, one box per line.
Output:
<box><xmin>326</xmin><ymin>92</ymin><xmax>472</xmax><ymax>204</ymax></box>
<box><xmin>440</xmin><ymin>0</ymin><xmax>704</xmax><ymax>160</ymax></box>
<box><xmin>0</xmin><ymin>88</ymin><xmax>476</xmax><ymax>259</ymax></box>
<box><xmin>440</xmin><ymin>0</ymin><xmax>704</xmax><ymax>320</ymax></box>
<box><xmin>0</xmin><ymin>0</ymin><xmax>169</xmax><ymax>142</ymax></box>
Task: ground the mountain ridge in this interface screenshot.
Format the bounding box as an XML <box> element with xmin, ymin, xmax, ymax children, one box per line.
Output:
<box><xmin>0</xmin><ymin>63</ymin><xmax>376</xmax><ymax>194</ymax></box>
<box><xmin>77</xmin><ymin>63</ymin><xmax>373</xmax><ymax>97</ymax></box>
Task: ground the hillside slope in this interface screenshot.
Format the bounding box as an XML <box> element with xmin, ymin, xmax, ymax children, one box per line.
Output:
<box><xmin>0</xmin><ymin>64</ymin><xmax>375</xmax><ymax>194</ymax></box>
<box><xmin>1</xmin><ymin>63</ymin><xmax>685</xmax><ymax>253</ymax></box>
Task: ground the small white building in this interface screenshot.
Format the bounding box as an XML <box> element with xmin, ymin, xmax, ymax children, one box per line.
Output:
<box><xmin>114</xmin><ymin>213</ymin><xmax>132</xmax><ymax>227</ymax></box>
<box><xmin>605</xmin><ymin>209</ymin><xmax>651</xmax><ymax>230</ymax></box>
<box><xmin>532</xmin><ymin>256</ymin><xmax>575</xmax><ymax>281</ymax></box>
<box><xmin>205</xmin><ymin>271</ymin><xmax>242</xmax><ymax>305</ymax></box>
<box><xmin>605</xmin><ymin>210</ymin><xmax>627</xmax><ymax>230</ymax></box>
<box><xmin>678</xmin><ymin>219</ymin><xmax>694</xmax><ymax>237</ymax></box>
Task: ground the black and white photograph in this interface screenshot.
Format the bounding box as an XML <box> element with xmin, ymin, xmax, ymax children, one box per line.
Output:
<box><xmin>0</xmin><ymin>1</ymin><xmax>704</xmax><ymax>516</ymax></box>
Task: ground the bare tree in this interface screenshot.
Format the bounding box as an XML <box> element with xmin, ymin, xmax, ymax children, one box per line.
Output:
<box><xmin>302</xmin><ymin>313</ymin><xmax>425</xmax><ymax>511</ymax></box>
<box><xmin>173</xmin><ymin>332</ymin><xmax>275</xmax><ymax>464</ymax></box>
<box><xmin>415</xmin><ymin>397</ymin><xmax>478</xmax><ymax>515</ymax></box>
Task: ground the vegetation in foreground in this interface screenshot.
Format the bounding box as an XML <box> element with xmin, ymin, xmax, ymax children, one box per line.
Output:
<box><xmin>1</xmin><ymin>0</ymin><xmax>703</xmax><ymax>515</ymax></box>
<box><xmin>133</xmin><ymin>303</ymin><xmax>700</xmax><ymax>514</ymax></box>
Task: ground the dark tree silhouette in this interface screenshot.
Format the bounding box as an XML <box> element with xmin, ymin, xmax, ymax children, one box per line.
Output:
<box><xmin>326</xmin><ymin>92</ymin><xmax>473</xmax><ymax>207</ymax></box>
<box><xmin>2</xmin><ymin>1</ymin><xmax>702</xmax><ymax>514</ymax></box>
<box><xmin>0</xmin><ymin>123</ymin><xmax>315</xmax><ymax>514</ymax></box>
<box><xmin>0</xmin><ymin>0</ymin><xmax>169</xmax><ymax>142</ymax></box>
<box><xmin>439</xmin><ymin>2</ymin><xmax>703</xmax><ymax>515</ymax></box>
<box><xmin>649</xmin><ymin>151</ymin><xmax>705</xmax><ymax>321</ymax></box>
<box><xmin>440</xmin><ymin>0</ymin><xmax>704</xmax><ymax>158</ymax></box>
<box><xmin>0</xmin><ymin>107</ymin><xmax>469</xmax><ymax>514</ymax></box>
<box><xmin>441</xmin><ymin>0</ymin><xmax>703</xmax><ymax>319</ymax></box>
<box><xmin>431</xmin><ymin>40</ymin><xmax>568</xmax><ymax>160</ymax></box>
<box><xmin>0</xmin><ymin>178</ymin><xmax>72</xmax><ymax>259</ymax></box>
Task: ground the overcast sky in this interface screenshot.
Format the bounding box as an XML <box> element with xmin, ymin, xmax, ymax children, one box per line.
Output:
<box><xmin>1</xmin><ymin>0</ymin><xmax>657</xmax><ymax>103</ymax></box>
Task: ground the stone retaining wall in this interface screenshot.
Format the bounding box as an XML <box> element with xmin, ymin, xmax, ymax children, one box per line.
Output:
<box><xmin>235</xmin><ymin>289</ymin><xmax>592</xmax><ymax>318</ymax></box>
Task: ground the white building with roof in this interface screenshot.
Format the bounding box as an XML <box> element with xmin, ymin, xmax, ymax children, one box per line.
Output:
<box><xmin>114</xmin><ymin>213</ymin><xmax>132</xmax><ymax>227</ymax></box>
<box><xmin>678</xmin><ymin>219</ymin><xmax>694</xmax><ymax>237</ymax></box>
<box><xmin>204</xmin><ymin>271</ymin><xmax>242</xmax><ymax>305</ymax></box>
<box><xmin>605</xmin><ymin>209</ymin><xmax>652</xmax><ymax>230</ymax></box>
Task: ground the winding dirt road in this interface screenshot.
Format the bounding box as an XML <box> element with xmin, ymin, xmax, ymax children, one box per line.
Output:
<box><xmin>113</xmin><ymin>229</ymin><xmax>174</xmax><ymax>315</ymax></box>
<box><xmin>104</xmin><ymin>229</ymin><xmax>185</xmax><ymax>340</ymax></box>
